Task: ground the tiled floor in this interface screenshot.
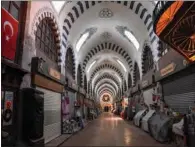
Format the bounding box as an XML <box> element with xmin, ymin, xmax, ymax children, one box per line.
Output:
<box><xmin>60</xmin><ymin>112</ymin><xmax>173</xmax><ymax>146</ymax></box>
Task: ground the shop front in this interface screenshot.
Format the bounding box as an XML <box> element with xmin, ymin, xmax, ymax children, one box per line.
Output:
<box><xmin>65</xmin><ymin>80</ymin><xmax>78</xmax><ymax>118</ymax></box>
<box><xmin>131</xmin><ymin>84</ymin><xmax>142</xmax><ymax>114</ymax></box>
<box><xmin>2</xmin><ymin>60</ymin><xmax>28</xmax><ymax>146</ymax></box>
<box><xmin>141</xmin><ymin>69</ymin><xmax>157</xmax><ymax>108</ymax></box>
<box><xmin>83</xmin><ymin>95</ymin><xmax>89</xmax><ymax>120</ymax></box>
<box><xmin>1</xmin><ymin>2</ymin><xmax>28</xmax><ymax>146</ymax></box>
<box><xmin>155</xmin><ymin>50</ymin><xmax>195</xmax><ymax>114</ymax></box>
<box><xmin>77</xmin><ymin>87</ymin><xmax>86</xmax><ymax>118</ymax></box>
<box><xmin>31</xmin><ymin>57</ymin><xmax>65</xmax><ymax>143</ymax></box>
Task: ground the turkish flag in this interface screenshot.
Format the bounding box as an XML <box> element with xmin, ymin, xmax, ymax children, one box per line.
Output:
<box><xmin>1</xmin><ymin>8</ymin><xmax>18</xmax><ymax>61</ymax></box>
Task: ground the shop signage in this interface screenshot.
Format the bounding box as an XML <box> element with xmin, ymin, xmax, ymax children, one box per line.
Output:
<box><xmin>34</xmin><ymin>74</ymin><xmax>64</xmax><ymax>93</ymax></box>
<box><xmin>160</xmin><ymin>62</ymin><xmax>176</xmax><ymax>77</ymax></box>
<box><xmin>49</xmin><ymin>68</ymin><xmax>60</xmax><ymax>80</ymax></box>
<box><xmin>142</xmin><ymin>80</ymin><xmax>148</xmax><ymax>88</ymax></box>
<box><xmin>32</xmin><ymin>57</ymin><xmax>65</xmax><ymax>84</ymax></box>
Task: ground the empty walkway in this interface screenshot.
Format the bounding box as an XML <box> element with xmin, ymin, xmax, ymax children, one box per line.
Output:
<box><xmin>60</xmin><ymin>113</ymin><xmax>171</xmax><ymax>146</ymax></box>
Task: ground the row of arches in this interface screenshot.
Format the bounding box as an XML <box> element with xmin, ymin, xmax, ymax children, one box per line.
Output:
<box><xmin>64</xmin><ymin>42</ymin><xmax>154</xmax><ymax>95</ymax></box>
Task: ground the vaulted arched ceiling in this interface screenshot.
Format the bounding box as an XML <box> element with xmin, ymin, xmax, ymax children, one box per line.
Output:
<box><xmin>59</xmin><ymin>1</ymin><xmax>158</xmax><ymax>101</ymax></box>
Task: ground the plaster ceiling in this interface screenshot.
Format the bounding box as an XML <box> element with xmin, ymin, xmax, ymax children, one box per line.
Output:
<box><xmin>59</xmin><ymin>1</ymin><xmax>157</xmax><ymax>100</ymax></box>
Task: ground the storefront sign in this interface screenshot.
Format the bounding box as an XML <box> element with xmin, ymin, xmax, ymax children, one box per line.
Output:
<box><xmin>142</xmin><ymin>80</ymin><xmax>148</xmax><ymax>88</ymax></box>
<box><xmin>31</xmin><ymin>57</ymin><xmax>65</xmax><ymax>84</ymax></box>
<box><xmin>49</xmin><ymin>68</ymin><xmax>60</xmax><ymax>80</ymax></box>
<box><xmin>160</xmin><ymin>62</ymin><xmax>176</xmax><ymax>77</ymax></box>
<box><xmin>34</xmin><ymin>74</ymin><xmax>64</xmax><ymax>93</ymax></box>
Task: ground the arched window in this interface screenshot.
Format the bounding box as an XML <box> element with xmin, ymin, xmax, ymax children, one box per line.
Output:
<box><xmin>143</xmin><ymin>45</ymin><xmax>154</xmax><ymax>74</ymax></box>
<box><xmin>133</xmin><ymin>62</ymin><xmax>140</xmax><ymax>86</ymax></box>
<box><xmin>128</xmin><ymin>73</ymin><xmax>132</xmax><ymax>88</ymax></box>
<box><xmin>35</xmin><ymin>18</ymin><xmax>57</xmax><ymax>62</ymax></box>
<box><xmin>77</xmin><ymin>65</ymin><xmax>82</xmax><ymax>87</ymax></box>
<box><xmin>65</xmin><ymin>48</ymin><xmax>75</xmax><ymax>79</ymax></box>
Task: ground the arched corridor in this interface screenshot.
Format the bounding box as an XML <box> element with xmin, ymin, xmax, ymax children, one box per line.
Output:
<box><xmin>1</xmin><ymin>1</ymin><xmax>195</xmax><ymax>147</ymax></box>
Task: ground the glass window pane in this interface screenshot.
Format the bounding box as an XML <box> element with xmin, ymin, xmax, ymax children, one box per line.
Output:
<box><xmin>13</xmin><ymin>1</ymin><xmax>21</xmax><ymax>7</ymax></box>
<box><xmin>36</xmin><ymin>38</ymin><xmax>40</xmax><ymax>49</ymax></box>
<box><xmin>2</xmin><ymin>1</ymin><xmax>10</xmax><ymax>11</ymax></box>
<box><xmin>36</xmin><ymin>27</ymin><xmax>41</xmax><ymax>37</ymax></box>
<box><xmin>43</xmin><ymin>24</ymin><xmax>46</xmax><ymax>33</ymax></box>
<box><xmin>45</xmin><ymin>37</ymin><xmax>49</xmax><ymax>46</ymax></box>
<box><xmin>41</xmin><ymin>32</ymin><xmax>45</xmax><ymax>41</ymax></box>
<box><xmin>10</xmin><ymin>3</ymin><xmax>19</xmax><ymax>20</ymax></box>
<box><xmin>45</xmin><ymin>46</ymin><xmax>49</xmax><ymax>54</ymax></box>
<box><xmin>41</xmin><ymin>42</ymin><xmax>44</xmax><ymax>51</ymax></box>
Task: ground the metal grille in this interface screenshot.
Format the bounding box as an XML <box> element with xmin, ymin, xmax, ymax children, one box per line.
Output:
<box><xmin>162</xmin><ymin>72</ymin><xmax>195</xmax><ymax>114</ymax></box>
<box><xmin>36</xmin><ymin>87</ymin><xmax>61</xmax><ymax>143</ymax></box>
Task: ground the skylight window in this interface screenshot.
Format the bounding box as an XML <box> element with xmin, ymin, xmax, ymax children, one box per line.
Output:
<box><xmin>114</xmin><ymin>73</ymin><xmax>122</xmax><ymax>83</ymax></box>
<box><xmin>117</xmin><ymin>59</ymin><xmax>127</xmax><ymax>72</ymax></box>
<box><xmin>52</xmin><ymin>1</ymin><xmax>65</xmax><ymax>13</ymax></box>
<box><xmin>124</xmin><ymin>30</ymin><xmax>139</xmax><ymax>50</ymax></box>
<box><xmin>76</xmin><ymin>32</ymin><xmax>89</xmax><ymax>52</ymax></box>
<box><xmin>87</xmin><ymin>60</ymin><xmax>96</xmax><ymax>73</ymax></box>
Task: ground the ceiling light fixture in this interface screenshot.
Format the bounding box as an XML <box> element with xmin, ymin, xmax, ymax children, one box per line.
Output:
<box><xmin>124</xmin><ymin>30</ymin><xmax>139</xmax><ymax>50</ymax></box>
<box><xmin>76</xmin><ymin>32</ymin><xmax>89</xmax><ymax>52</ymax></box>
<box><xmin>87</xmin><ymin>60</ymin><xmax>96</xmax><ymax>73</ymax></box>
<box><xmin>117</xmin><ymin>59</ymin><xmax>127</xmax><ymax>72</ymax></box>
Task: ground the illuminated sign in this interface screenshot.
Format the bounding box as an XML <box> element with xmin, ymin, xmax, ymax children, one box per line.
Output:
<box><xmin>160</xmin><ymin>62</ymin><xmax>176</xmax><ymax>77</ymax></box>
<box><xmin>49</xmin><ymin>68</ymin><xmax>60</xmax><ymax>80</ymax></box>
<box><xmin>142</xmin><ymin>80</ymin><xmax>148</xmax><ymax>88</ymax></box>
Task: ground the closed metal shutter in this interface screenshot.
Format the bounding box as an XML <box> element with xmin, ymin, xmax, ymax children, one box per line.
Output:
<box><xmin>36</xmin><ymin>87</ymin><xmax>61</xmax><ymax>143</ymax></box>
<box><xmin>143</xmin><ymin>88</ymin><xmax>153</xmax><ymax>107</ymax></box>
<box><xmin>162</xmin><ymin>72</ymin><xmax>195</xmax><ymax>114</ymax></box>
<box><xmin>68</xmin><ymin>91</ymin><xmax>76</xmax><ymax>117</ymax></box>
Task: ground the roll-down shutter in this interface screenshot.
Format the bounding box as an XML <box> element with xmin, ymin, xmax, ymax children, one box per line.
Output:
<box><xmin>162</xmin><ymin>72</ymin><xmax>195</xmax><ymax>114</ymax></box>
<box><xmin>36</xmin><ymin>87</ymin><xmax>61</xmax><ymax>143</ymax></box>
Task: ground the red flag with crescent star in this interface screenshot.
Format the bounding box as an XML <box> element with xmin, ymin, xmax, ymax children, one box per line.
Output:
<box><xmin>1</xmin><ymin>8</ymin><xmax>18</xmax><ymax>61</ymax></box>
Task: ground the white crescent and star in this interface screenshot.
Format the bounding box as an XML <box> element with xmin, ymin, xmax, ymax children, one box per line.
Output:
<box><xmin>3</xmin><ymin>21</ymin><xmax>14</xmax><ymax>41</ymax></box>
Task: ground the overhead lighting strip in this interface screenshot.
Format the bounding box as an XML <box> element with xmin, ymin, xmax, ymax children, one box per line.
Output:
<box><xmin>124</xmin><ymin>30</ymin><xmax>139</xmax><ymax>50</ymax></box>
<box><xmin>117</xmin><ymin>59</ymin><xmax>127</xmax><ymax>72</ymax></box>
<box><xmin>76</xmin><ymin>32</ymin><xmax>89</xmax><ymax>52</ymax></box>
<box><xmin>87</xmin><ymin>60</ymin><xmax>96</xmax><ymax>73</ymax></box>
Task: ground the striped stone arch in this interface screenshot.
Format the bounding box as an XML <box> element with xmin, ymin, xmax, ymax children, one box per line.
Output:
<box><xmin>83</xmin><ymin>74</ymin><xmax>87</xmax><ymax>90</ymax></box>
<box><xmin>77</xmin><ymin>64</ymin><xmax>83</xmax><ymax>87</ymax></box>
<box><xmin>89</xmin><ymin>63</ymin><xmax>124</xmax><ymax>83</ymax></box>
<box><xmin>123</xmin><ymin>80</ymin><xmax>127</xmax><ymax>92</ymax></box>
<box><xmin>95</xmin><ymin>81</ymin><xmax>118</xmax><ymax>95</ymax></box>
<box><xmin>93</xmin><ymin>74</ymin><xmax>120</xmax><ymax>94</ymax></box>
<box><xmin>82</xmin><ymin>42</ymin><xmax>132</xmax><ymax>71</ymax></box>
<box><xmin>128</xmin><ymin>72</ymin><xmax>133</xmax><ymax>88</ymax></box>
<box><xmin>65</xmin><ymin>45</ymin><xmax>76</xmax><ymax>79</ymax></box>
<box><xmin>133</xmin><ymin>62</ymin><xmax>140</xmax><ymax>86</ymax></box>
<box><xmin>62</xmin><ymin>1</ymin><xmax>157</xmax><ymax>49</ymax></box>
<box><xmin>99</xmin><ymin>89</ymin><xmax>114</xmax><ymax>98</ymax></box>
<box><xmin>97</xmin><ymin>84</ymin><xmax>116</xmax><ymax>95</ymax></box>
<box><xmin>141</xmin><ymin>41</ymin><xmax>154</xmax><ymax>75</ymax></box>
<box><xmin>32</xmin><ymin>7</ymin><xmax>61</xmax><ymax>65</ymax></box>
<box><xmin>98</xmin><ymin>86</ymin><xmax>116</xmax><ymax>97</ymax></box>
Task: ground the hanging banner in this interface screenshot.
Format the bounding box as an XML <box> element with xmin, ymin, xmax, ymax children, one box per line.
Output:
<box><xmin>1</xmin><ymin>8</ymin><xmax>18</xmax><ymax>60</ymax></box>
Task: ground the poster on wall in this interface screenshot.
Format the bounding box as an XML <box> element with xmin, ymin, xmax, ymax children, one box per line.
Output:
<box><xmin>3</xmin><ymin>91</ymin><xmax>14</xmax><ymax>126</ymax></box>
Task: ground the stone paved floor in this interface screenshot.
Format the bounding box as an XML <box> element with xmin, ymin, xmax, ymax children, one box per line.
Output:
<box><xmin>60</xmin><ymin>112</ymin><xmax>173</xmax><ymax>146</ymax></box>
